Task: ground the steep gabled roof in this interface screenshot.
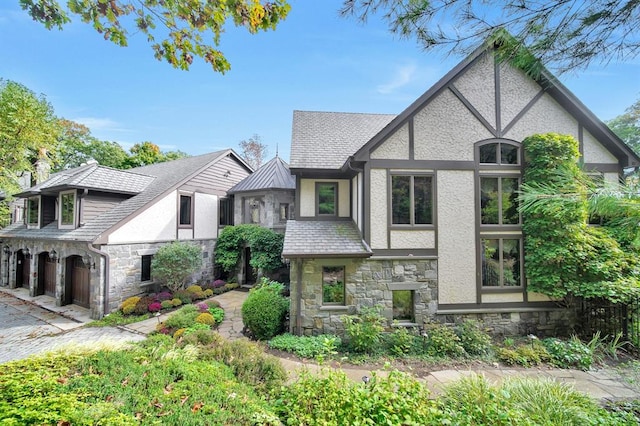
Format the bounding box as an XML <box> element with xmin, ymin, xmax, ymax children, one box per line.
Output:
<box><xmin>228</xmin><ymin>156</ymin><xmax>295</xmax><ymax>193</ymax></box>
<box><xmin>290</xmin><ymin>110</ymin><xmax>396</xmax><ymax>170</ymax></box>
<box><xmin>0</xmin><ymin>150</ymin><xmax>242</xmax><ymax>242</ymax></box>
<box><xmin>282</xmin><ymin>220</ymin><xmax>372</xmax><ymax>258</ymax></box>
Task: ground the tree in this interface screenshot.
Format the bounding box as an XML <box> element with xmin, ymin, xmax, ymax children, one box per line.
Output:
<box><xmin>151</xmin><ymin>241</ymin><xmax>202</xmax><ymax>292</ymax></box>
<box><xmin>0</xmin><ymin>79</ymin><xmax>60</xmax><ymax>225</ymax></box>
<box><xmin>239</xmin><ymin>134</ymin><xmax>268</xmax><ymax>170</ymax></box>
<box><xmin>607</xmin><ymin>98</ymin><xmax>640</xmax><ymax>155</ymax></box>
<box><xmin>55</xmin><ymin>119</ymin><xmax>129</xmax><ymax>170</ymax></box>
<box><xmin>340</xmin><ymin>0</ymin><xmax>640</xmax><ymax>74</ymax></box>
<box><xmin>20</xmin><ymin>0</ymin><xmax>291</xmax><ymax>72</ymax></box>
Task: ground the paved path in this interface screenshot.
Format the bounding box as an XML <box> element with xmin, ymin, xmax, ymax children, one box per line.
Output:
<box><xmin>2</xmin><ymin>287</ymin><xmax>640</xmax><ymax>401</ymax></box>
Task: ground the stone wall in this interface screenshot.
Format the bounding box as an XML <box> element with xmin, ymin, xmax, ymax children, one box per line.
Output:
<box><xmin>291</xmin><ymin>256</ymin><xmax>575</xmax><ymax>338</ymax></box>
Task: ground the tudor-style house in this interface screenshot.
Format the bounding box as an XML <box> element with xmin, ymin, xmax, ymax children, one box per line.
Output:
<box><xmin>0</xmin><ymin>151</ymin><xmax>252</xmax><ymax>318</ymax></box>
<box><xmin>282</xmin><ymin>43</ymin><xmax>640</xmax><ymax>337</ymax></box>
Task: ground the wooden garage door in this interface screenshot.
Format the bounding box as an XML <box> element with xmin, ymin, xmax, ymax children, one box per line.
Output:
<box><xmin>71</xmin><ymin>257</ymin><xmax>90</xmax><ymax>308</ymax></box>
<box><xmin>44</xmin><ymin>257</ymin><xmax>56</xmax><ymax>297</ymax></box>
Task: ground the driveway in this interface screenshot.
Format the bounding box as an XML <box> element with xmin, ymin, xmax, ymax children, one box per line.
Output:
<box><xmin>0</xmin><ymin>291</ymin><xmax>144</xmax><ymax>364</ymax></box>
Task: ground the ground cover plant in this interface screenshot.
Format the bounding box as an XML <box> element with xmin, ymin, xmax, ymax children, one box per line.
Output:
<box><xmin>157</xmin><ymin>301</ymin><xmax>225</xmax><ymax>337</ymax></box>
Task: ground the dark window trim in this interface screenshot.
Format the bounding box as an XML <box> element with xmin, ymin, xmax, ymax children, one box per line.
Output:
<box><xmin>178</xmin><ymin>193</ymin><xmax>194</xmax><ymax>228</ymax></box>
<box><xmin>479</xmin><ymin>237</ymin><xmax>524</xmax><ymax>289</ymax></box>
<box><xmin>389</xmin><ymin>172</ymin><xmax>434</xmax><ymax>227</ymax></box>
<box><xmin>476</xmin><ymin>140</ymin><xmax>521</xmax><ymax>166</ymax></box>
<box><xmin>59</xmin><ymin>190</ymin><xmax>76</xmax><ymax>228</ymax></box>
<box><xmin>316</xmin><ymin>182</ymin><xmax>338</xmax><ymax>217</ymax></box>
<box><xmin>479</xmin><ymin>174</ymin><xmax>522</xmax><ymax>227</ymax></box>
<box><xmin>322</xmin><ymin>265</ymin><xmax>346</xmax><ymax>306</ymax></box>
<box><xmin>279</xmin><ymin>203</ymin><xmax>290</xmax><ymax>222</ymax></box>
<box><xmin>141</xmin><ymin>254</ymin><xmax>153</xmax><ymax>282</ymax></box>
<box><xmin>26</xmin><ymin>196</ymin><xmax>40</xmax><ymax>228</ymax></box>
<box><xmin>219</xmin><ymin>196</ymin><xmax>234</xmax><ymax>226</ymax></box>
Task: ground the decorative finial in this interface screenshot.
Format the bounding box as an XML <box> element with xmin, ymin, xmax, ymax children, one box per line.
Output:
<box><xmin>275</xmin><ymin>143</ymin><xmax>279</xmax><ymax>158</ymax></box>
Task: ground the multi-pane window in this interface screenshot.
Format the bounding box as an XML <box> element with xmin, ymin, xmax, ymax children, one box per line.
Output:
<box><xmin>60</xmin><ymin>192</ymin><xmax>75</xmax><ymax>226</ymax></box>
<box><xmin>27</xmin><ymin>197</ymin><xmax>39</xmax><ymax>226</ymax></box>
<box><xmin>392</xmin><ymin>290</ymin><xmax>414</xmax><ymax>322</ymax></box>
<box><xmin>481</xmin><ymin>238</ymin><xmax>522</xmax><ymax>287</ymax></box>
<box><xmin>480</xmin><ymin>177</ymin><xmax>520</xmax><ymax>225</ymax></box>
<box><xmin>219</xmin><ymin>197</ymin><xmax>233</xmax><ymax>226</ymax></box>
<box><xmin>479</xmin><ymin>142</ymin><xmax>519</xmax><ymax>165</ymax></box>
<box><xmin>141</xmin><ymin>255</ymin><xmax>153</xmax><ymax>282</ymax></box>
<box><xmin>322</xmin><ymin>266</ymin><xmax>345</xmax><ymax>305</ymax></box>
<box><xmin>391</xmin><ymin>175</ymin><xmax>433</xmax><ymax>225</ymax></box>
<box><xmin>179</xmin><ymin>194</ymin><xmax>192</xmax><ymax>226</ymax></box>
<box><xmin>317</xmin><ymin>183</ymin><xmax>337</xmax><ymax>216</ymax></box>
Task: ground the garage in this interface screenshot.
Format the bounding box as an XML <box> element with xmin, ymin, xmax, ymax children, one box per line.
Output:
<box><xmin>65</xmin><ymin>256</ymin><xmax>90</xmax><ymax>308</ymax></box>
<box><xmin>37</xmin><ymin>252</ymin><xmax>56</xmax><ymax>297</ymax></box>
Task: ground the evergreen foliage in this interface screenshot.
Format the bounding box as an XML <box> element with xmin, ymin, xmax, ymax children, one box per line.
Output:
<box><xmin>215</xmin><ymin>224</ymin><xmax>284</xmax><ymax>274</ymax></box>
<box><xmin>241</xmin><ymin>279</ymin><xmax>289</xmax><ymax>340</ymax></box>
<box><xmin>151</xmin><ymin>241</ymin><xmax>202</xmax><ymax>292</ymax></box>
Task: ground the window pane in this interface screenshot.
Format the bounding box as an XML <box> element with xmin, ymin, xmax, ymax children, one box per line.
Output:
<box><xmin>502</xmin><ymin>178</ymin><xmax>520</xmax><ymax>224</ymax></box>
<box><xmin>318</xmin><ymin>184</ymin><xmax>336</xmax><ymax>215</ymax></box>
<box><xmin>481</xmin><ymin>239</ymin><xmax>500</xmax><ymax>286</ymax></box>
<box><xmin>322</xmin><ymin>266</ymin><xmax>345</xmax><ymax>305</ymax></box>
<box><xmin>28</xmin><ymin>198</ymin><xmax>39</xmax><ymax>225</ymax></box>
<box><xmin>414</xmin><ymin>176</ymin><xmax>432</xmax><ymax>224</ymax></box>
<box><xmin>502</xmin><ymin>239</ymin><xmax>521</xmax><ymax>286</ymax></box>
<box><xmin>500</xmin><ymin>144</ymin><xmax>519</xmax><ymax>164</ymax></box>
<box><xmin>180</xmin><ymin>195</ymin><xmax>192</xmax><ymax>225</ymax></box>
<box><xmin>480</xmin><ymin>178</ymin><xmax>499</xmax><ymax>224</ymax></box>
<box><xmin>479</xmin><ymin>143</ymin><xmax>497</xmax><ymax>163</ymax></box>
<box><xmin>392</xmin><ymin>175</ymin><xmax>411</xmax><ymax>224</ymax></box>
<box><xmin>141</xmin><ymin>255</ymin><xmax>153</xmax><ymax>282</ymax></box>
<box><xmin>393</xmin><ymin>290</ymin><xmax>414</xmax><ymax>322</ymax></box>
<box><xmin>61</xmin><ymin>193</ymin><xmax>74</xmax><ymax>225</ymax></box>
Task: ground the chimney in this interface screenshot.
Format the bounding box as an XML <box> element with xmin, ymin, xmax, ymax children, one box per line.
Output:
<box><xmin>35</xmin><ymin>147</ymin><xmax>51</xmax><ymax>184</ymax></box>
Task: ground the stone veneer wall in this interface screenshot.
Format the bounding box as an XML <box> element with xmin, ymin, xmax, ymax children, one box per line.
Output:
<box><xmin>291</xmin><ymin>256</ymin><xmax>575</xmax><ymax>338</ymax></box>
<box><xmin>104</xmin><ymin>239</ymin><xmax>216</xmax><ymax>313</ymax></box>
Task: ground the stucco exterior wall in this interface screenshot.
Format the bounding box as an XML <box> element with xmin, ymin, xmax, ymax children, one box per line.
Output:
<box><xmin>528</xmin><ymin>292</ymin><xmax>553</xmax><ymax>302</ymax></box>
<box><xmin>299</xmin><ymin>179</ymin><xmax>350</xmax><ymax>218</ymax></box>
<box><xmin>194</xmin><ymin>193</ymin><xmax>218</xmax><ymax>239</ymax></box>
<box><xmin>371</xmin><ymin>123</ymin><xmax>410</xmax><ymax>159</ymax></box>
<box><xmin>352</xmin><ymin>173</ymin><xmax>363</xmax><ymax>230</ymax></box>
<box><xmin>108</xmin><ymin>191</ymin><xmax>177</xmax><ymax>244</ymax></box>
<box><xmin>413</xmin><ymin>89</ymin><xmax>493</xmax><ymax>161</ymax></box>
<box><xmin>369</xmin><ymin>169</ymin><xmax>388</xmax><ymax>249</ymax></box>
<box><xmin>503</xmin><ymin>93</ymin><xmax>579</xmax><ymax>142</ymax></box>
<box><xmin>498</xmin><ymin>63</ymin><xmax>542</xmax><ymax>127</ymax></box>
<box><xmin>583</xmin><ymin>130</ymin><xmax>618</xmax><ymax>164</ymax></box>
<box><xmin>604</xmin><ymin>173</ymin><xmax>620</xmax><ymax>184</ymax></box>
<box><xmin>453</xmin><ymin>54</ymin><xmax>496</xmax><ymax>128</ymax></box>
<box><xmin>390</xmin><ymin>230</ymin><xmax>435</xmax><ymax>249</ymax></box>
<box><xmin>437</xmin><ymin>170</ymin><xmax>476</xmax><ymax>304</ymax></box>
<box><xmin>482</xmin><ymin>293</ymin><xmax>524</xmax><ymax>303</ymax></box>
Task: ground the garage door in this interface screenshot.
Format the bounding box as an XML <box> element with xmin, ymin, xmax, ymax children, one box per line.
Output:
<box><xmin>43</xmin><ymin>257</ymin><xmax>56</xmax><ymax>297</ymax></box>
<box><xmin>71</xmin><ymin>257</ymin><xmax>90</xmax><ymax>308</ymax></box>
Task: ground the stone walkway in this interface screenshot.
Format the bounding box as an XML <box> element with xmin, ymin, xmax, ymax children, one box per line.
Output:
<box><xmin>2</xmin><ymin>287</ymin><xmax>640</xmax><ymax>401</ymax></box>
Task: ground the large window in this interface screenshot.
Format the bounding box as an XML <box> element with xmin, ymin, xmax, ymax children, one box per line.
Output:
<box><xmin>27</xmin><ymin>197</ymin><xmax>39</xmax><ymax>227</ymax></box>
<box><xmin>60</xmin><ymin>191</ymin><xmax>75</xmax><ymax>227</ymax></box>
<box><xmin>480</xmin><ymin>176</ymin><xmax>520</xmax><ymax>225</ymax></box>
<box><xmin>179</xmin><ymin>194</ymin><xmax>193</xmax><ymax>226</ymax></box>
<box><xmin>391</xmin><ymin>175</ymin><xmax>433</xmax><ymax>225</ymax></box>
<box><xmin>481</xmin><ymin>238</ymin><xmax>522</xmax><ymax>287</ymax></box>
<box><xmin>322</xmin><ymin>266</ymin><xmax>345</xmax><ymax>305</ymax></box>
<box><xmin>219</xmin><ymin>197</ymin><xmax>233</xmax><ymax>226</ymax></box>
<box><xmin>141</xmin><ymin>255</ymin><xmax>153</xmax><ymax>282</ymax></box>
<box><xmin>479</xmin><ymin>142</ymin><xmax>519</xmax><ymax>165</ymax></box>
<box><xmin>317</xmin><ymin>183</ymin><xmax>337</xmax><ymax>216</ymax></box>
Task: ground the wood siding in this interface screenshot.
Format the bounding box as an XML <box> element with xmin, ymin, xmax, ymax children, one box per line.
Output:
<box><xmin>181</xmin><ymin>154</ymin><xmax>250</xmax><ymax>195</ymax></box>
<box><xmin>82</xmin><ymin>193</ymin><xmax>127</xmax><ymax>223</ymax></box>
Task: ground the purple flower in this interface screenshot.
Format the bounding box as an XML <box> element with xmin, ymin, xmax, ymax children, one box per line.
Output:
<box><xmin>196</xmin><ymin>302</ymin><xmax>209</xmax><ymax>312</ymax></box>
<box><xmin>213</xmin><ymin>279</ymin><xmax>226</xmax><ymax>288</ymax></box>
<box><xmin>148</xmin><ymin>302</ymin><xmax>162</xmax><ymax>312</ymax></box>
<box><xmin>157</xmin><ymin>292</ymin><xmax>173</xmax><ymax>301</ymax></box>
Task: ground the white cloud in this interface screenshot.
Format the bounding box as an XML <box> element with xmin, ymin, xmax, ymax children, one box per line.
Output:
<box><xmin>376</xmin><ymin>64</ymin><xmax>417</xmax><ymax>94</ymax></box>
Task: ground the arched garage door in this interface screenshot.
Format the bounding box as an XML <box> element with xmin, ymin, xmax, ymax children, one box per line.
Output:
<box><xmin>38</xmin><ymin>252</ymin><xmax>56</xmax><ymax>297</ymax></box>
<box><xmin>65</xmin><ymin>256</ymin><xmax>90</xmax><ymax>308</ymax></box>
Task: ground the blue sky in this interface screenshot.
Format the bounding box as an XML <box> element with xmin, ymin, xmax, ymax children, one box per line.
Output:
<box><xmin>1</xmin><ymin>1</ymin><xmax>639</xmax><ymax>163</ymax></box>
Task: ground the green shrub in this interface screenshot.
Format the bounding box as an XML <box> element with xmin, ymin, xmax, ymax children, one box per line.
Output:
<box><xmin>241</xmin><ymin>280</ymin><xmax>289</xmax><ymax>340</ymax></box>
<box><xmin>208</xmin><ymin>307</ymin><xmax>225</xmax><ymax>324</ymax></box>
<box><xmin>120</xmin><ymin>296</ymin><xmax>140</xmax><ymax>314</ymax></box>
<box><xmin>224</xmin><ymin>282</ymin><xmax>240</xmax><ymax>291</ymax></box>
<box><xmin>206</xmin><ymin>299</ymin><xmax>221</xmax><ymax>308</ymax></box>
<box><xmin>386</xmin><ymin>326</ymin><xmax>417</xmax><ymax>356</ymax></box>
<box><xmin>182</xmin><ymin>323</ymin><xmax>211</xmax><ymax>336</ymax></box>
<box><xmin>179</xmin><ymin>329</ymin><xmax>224</xmax><ymax>347</ymax></box>
<box><xmin>133</xmin><ymin>295</ymin><xmax>154</xmax><ymax>315</ymax></box>
<box><xmin>215</xmin><ymin>224</ymin><xmax>284</xmax><ymax>273</ymax></box>
<box><xmin>204</xmin><ymin>288</ymin><xmax>213</xmax><ymax>297</ymax></box>
<box><xmin>342</xmin><ymin>305</ymin><xmax>386</xmax><ymax>353</ymax></box>
<box><xmin>164</xmin><ymin>305</ymin><xmax>199</xmax><ymax>330</ymax></box>
<box><xmin>160</xmin><ymin>300</ymin><xmax>173</xmax><ymax>309</ymax></box>
<box><xmin>268</xmin><ymin>333</ymin><xmax>341</xmax><ymax>359</ymax></box>
<box><xmin>424</xmin><ymin>323</ymin><xmax>465</xmax><ymax>357</ymax></box>
<box><xmin>274</xmin><ymin>369</ymin><xmax>442</xmax><ymax>425</ymax></box>
<box><xmin>172</xmin><ymin>290</ymin><xmax>192</xmax><ymax>304</ymax></box>
<box><xmin>151</xmin><ymin>241</ymin><xmax>202</xmax><ymax>292</ymax></box>
<box><xmin>455</xmin><ymin>320</ymin><xmax>492</xmax><ymax>355</ymax></box>
<box><xmin>542</xmin><ymin>336</ymin><xmax>594</xmax><ymax>370</ymax></box>
<box><xmin>195</xmin><ymin>312</ymin><xmax>215</xmax><ymax>326</ymax></box>
<box><xmin>496</xmin><ymin>342</ymin><xmax>549</xmax><ymax>367</ymax></box>
<box><xmin>171</xmin><ymin>298</ymin><xmax>182</xmax><ymax>307</ymax></box>
<box><xmin>86</xmin><ymin>311</ymin><xmax>150</xmax><ymax>327</ymax></box>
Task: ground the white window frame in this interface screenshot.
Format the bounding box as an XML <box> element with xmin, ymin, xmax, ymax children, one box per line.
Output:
<box><xmin>26</xmin><ymin>196</ymin><xmax>41</xmax><ymax>229</ymax></box>
<box><xmin>58</xmin><ymin>190</ymin><xmax>77</xmax><ymax>229</ymax></box>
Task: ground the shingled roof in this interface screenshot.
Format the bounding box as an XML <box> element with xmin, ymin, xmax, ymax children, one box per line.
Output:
<box><xmin>282</xmin><ymin>220</ymin><xmax>372</xmax><ymax>258</ymax></box>
<box><xmin>290</xmin><ymin>110</ymin><xmax>396</xmax><ymax>170</ymax></box>
<box><xmin>228</xmin><ymin>156</ymin><xmax>295</xmax><ymax>194</ymax></box>
<box><xmin>0</xmin><ymin>150</ymin><xmax>234</xmax><ymax>242</ymax></box>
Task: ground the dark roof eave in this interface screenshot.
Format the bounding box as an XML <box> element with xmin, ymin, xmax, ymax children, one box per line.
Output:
<box><xmin>228</xmin><ymin>187</ymin><xmax>295</xmax><ymax>195</ymax></box>
<box><xmin>289</xmin><ymin>168</ymin><xmax>356</xmax><ymax>178</ymax></box>
<box><xmin>283</xmin><ymin>252</ymin><xmax>372</xmax><ymax>259</ymax></box>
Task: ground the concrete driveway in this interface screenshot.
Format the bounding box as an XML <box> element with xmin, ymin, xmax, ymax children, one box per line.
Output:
<box><xmin>0</xmin><ymin>290</ymin><xmax>144</xmax><ymax>364</ymax></box>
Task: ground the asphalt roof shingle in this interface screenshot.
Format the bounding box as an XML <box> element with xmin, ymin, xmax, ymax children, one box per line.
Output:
<box><xmin>282</xmin><ymin>220</ymin><xmax>372</xmax><ymax>258</ymax></box>
<box><xmin>228</xmin><ymin>156</ymin><xmax>295</xmax><ymax>193</ymax></box>
<box><xmin>290</xmin><ymin>110</ymin><xmax>396</xmax><ymax>170</ymax></box>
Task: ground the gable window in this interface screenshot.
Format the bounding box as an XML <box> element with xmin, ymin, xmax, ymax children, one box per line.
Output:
<box><xmin>391</xmin><ymin>175</ymin><xmax>433</xmax><ymax>225</ymax></box>
<box><xmin>479</xmin><ymin>142</ymin><xmax>519</xmax><ymax>165</ymax></box>
<box><xmin>59</xmin><ymin>191</ymin><xmax>76</xmax><ymax>228</ymax></box>
<box><xmin>392</xmin><ymin>290</ymin><xmax>414</xmax><ymax>322</ymax></box>
<box><xmin>27</xmin><ymin>197</ymin><xmax>40</xmax><ymax>228</ymax></box>
<box><xmin>481</xmin><ymin>238</ymin><xmax>522</xmax><ymax>287</ymax></box>
<box><xmin>219</xmin><ymin>197</ymin><xmax>233</xmax><ymax>226</ymax></box>
<box><xmin>480</xmin><ymin>177</ymin><xmax>520</xmax><ymax>225</ymax></box>
<box><xmin>317</xmin><ymin>183</ymin><xmax>337</xmax><ymax>216</ymax></box>
<box><xmin>141</xmin><ymin>255</ymin><xmax>153</xmax><ymax>282</ymax></box>
<box><xmin>279</xmin><ymin>203</ymin><xmax>289</xmax><ymax>222</ymax></box>
<box><xmin>179</xmin><ymin>194</ymin><xmax>193</xmax><ymax>226</ymax></box>
<box><xmin>322</xmin><ymin>266</ymin><xmax>345</xmax><ymax>305</ymax></box>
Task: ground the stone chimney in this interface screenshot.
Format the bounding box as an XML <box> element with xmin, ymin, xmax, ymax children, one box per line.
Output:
<box><xmin>35</xmin><ymin>147</ymin><xmax>51</xmax><ymax>184</ymax></box>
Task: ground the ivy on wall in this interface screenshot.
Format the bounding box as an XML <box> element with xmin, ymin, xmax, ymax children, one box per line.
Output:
<box><xmin>520</xmin><ymin>133</ymin><xmax>639</xmax><ymax>303</ymax></box>
<box><xmin>215</xmin><ymin>224</ymin><xmax>284</xmax><ymax>274</ymax></box>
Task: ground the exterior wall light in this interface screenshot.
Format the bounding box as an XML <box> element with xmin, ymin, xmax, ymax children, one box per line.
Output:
<box><xmin>83</xmin><ymin>254</ymin><xmax>95</xmax><ymax>269</ymax></box>
<box><xmin>49</xmin><ymin>249</ymin><xmax>58</xmax><ymax>261</ymax></box>
<box><xmin>3</xmin><ymin>245</ymin><xmax>10</xmax><ymax>255</ymax></box>
<box><xmin>23</xmin><ymin>247</ymin><xmax>30</xmax><ymax>258</ymax></box>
